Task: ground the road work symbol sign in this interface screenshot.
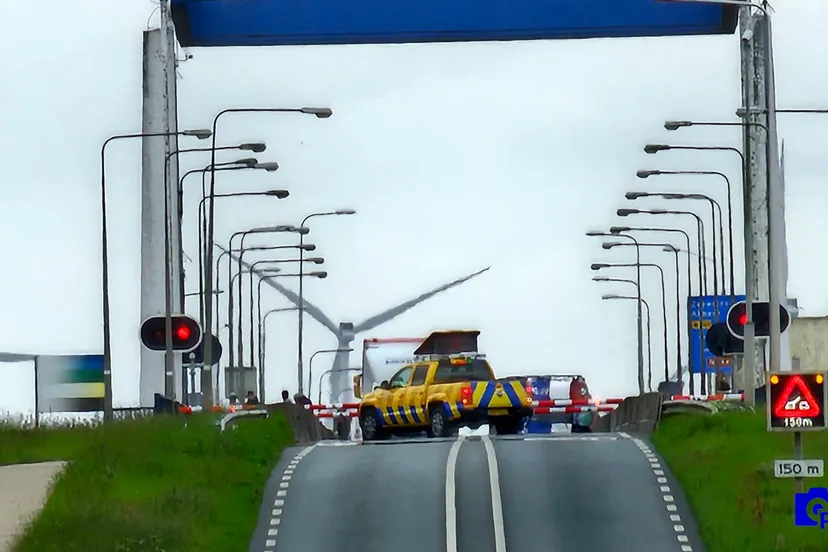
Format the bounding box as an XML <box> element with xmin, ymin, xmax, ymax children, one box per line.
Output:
<box><xmin>767</xmin><ymin>371</ymin><xmax>827</xmax><ymax>432</ymax></box>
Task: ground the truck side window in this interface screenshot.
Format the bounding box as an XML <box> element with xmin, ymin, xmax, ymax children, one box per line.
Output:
<box><xmin>410</xmin><ymin>365</ymin><xmax>429</xmax><ymax>386</ymax></box>
<box><xmin>389</xmin><ymin>366</ymin><xmax>413</xmax><ymax>388</ymax></box>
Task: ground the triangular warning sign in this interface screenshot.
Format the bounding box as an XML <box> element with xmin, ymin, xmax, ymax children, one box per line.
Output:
<box><xmin>773</xmin><ymin>375</ymin><xmax>821</xmax><ymax>418</ymax></box>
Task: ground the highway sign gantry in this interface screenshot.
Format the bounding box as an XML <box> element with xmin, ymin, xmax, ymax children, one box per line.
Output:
<box><xmin>767</xmin><ymin>371</ymin><xmax>827</xmax><ymax>432</ymax></box>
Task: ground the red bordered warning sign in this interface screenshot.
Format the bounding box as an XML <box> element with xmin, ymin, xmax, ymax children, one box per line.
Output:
<box><xmin>767</xmin><ymin>371</ymin><xmax>827</xmax><ymax>432</ymax></box>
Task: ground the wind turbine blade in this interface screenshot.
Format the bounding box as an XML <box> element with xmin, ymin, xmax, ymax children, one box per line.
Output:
<box><xmin>218</xmin><ymin>244</ymin><xmax>338</xmax><ymax>334</ymax></box>
<box><xmin>353</xmin><ymin>267</ymin><xmax>490</xmax><ymax>334</ymax></box>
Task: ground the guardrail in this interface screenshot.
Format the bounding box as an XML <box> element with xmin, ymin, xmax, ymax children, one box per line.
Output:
<box><xmin>218</xmin><ymin>408</ymin><xmax>269</xmax><ymax>431</ymax></box>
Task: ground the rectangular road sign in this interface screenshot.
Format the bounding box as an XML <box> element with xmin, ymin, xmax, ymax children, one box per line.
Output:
<box><xmin>688</xmin><ymin>294</ymin><xmax>745</xmax><ymax>374</ymax></box>
<box><xmin>170</xmin><ymin>0</ymin><xmax>738</xmax><ymax>47</ymax></box>
<box><xmin>767</xmin><ymin>371</ymin><xmax>828</xmax><ymax>432</ymax></box>
<box><xmin>774</xmin><ymin>459</ymin><xmax>825</xmax><ymax>478</ymax></box>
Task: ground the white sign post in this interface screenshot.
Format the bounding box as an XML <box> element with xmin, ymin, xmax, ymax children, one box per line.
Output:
<box><xmin>773</xmin><ymin>459</ymin><xmax>824</xmax><ymax>478</ymax></box>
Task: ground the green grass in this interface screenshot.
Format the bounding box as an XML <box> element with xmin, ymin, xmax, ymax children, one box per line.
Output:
<box><xmin>1</xmin><ymin>413</ymin><xmax>293</xmax><ymax>552</ymax></box>
<box><xmin>652</xmin><ymin>409</ymin><xmax>828</xmax><ymax>552</ymax></box>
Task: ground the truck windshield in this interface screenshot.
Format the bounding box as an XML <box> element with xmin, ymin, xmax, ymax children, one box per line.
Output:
<box><xmin>433</xmin><ymin>358</ymin><xmax>493</xmax><ymax>383</ymax></box>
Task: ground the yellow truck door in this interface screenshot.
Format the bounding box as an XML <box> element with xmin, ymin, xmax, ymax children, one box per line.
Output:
<box><xmin>402</xmin><ymin>363</ymin><xmax>430</xmax><ymax>425</ymax></box>
<box><xmin>385</xmin><ymin>365</ymin><xmax>413</xmax><ymax>426</ymax></box>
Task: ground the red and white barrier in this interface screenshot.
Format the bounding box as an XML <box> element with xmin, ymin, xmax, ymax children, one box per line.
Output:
<box><xmin>532</xmin><ymin>398</ymin><xmax>624</xmax><ymax>407</ymax></box>
<box><xmin>315</xmin><ymin>410</ymin><xmax>359</xmax><ymax>418</ymax></box>
<box><xmin>533</xmin><ymin>405</ymin><xmax>618</xmax><ymax>414</ymax></box>
<box><xmin>669</xmin><ymin>393</ymin><xmax>744</xmax><ymax>401</ymax></box>
<box><xmin>306</xmin><ymin>403</ymin><xmax>360</xmax><ymax>411</ymax></box>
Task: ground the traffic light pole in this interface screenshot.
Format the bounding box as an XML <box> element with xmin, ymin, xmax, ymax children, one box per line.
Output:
<box><xmin>163</xmin><ymin>160</ymin><xmax>176</xmax><ymax>398</ymax></box>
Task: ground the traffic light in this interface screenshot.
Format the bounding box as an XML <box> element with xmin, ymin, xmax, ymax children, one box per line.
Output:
<box><xmin>140</xmin><ymin>315</ymin><xmax>202</xmax><ymax>352</ymax></box>
<box><xmin>725</xmin><ymin>300</ymin><xmax>790</xmax><ymax>339</ymax></box>
<box><xmin>705</xmin><ymin>323</ymin><xmax>744</xmax><ymax>356</ymax></box>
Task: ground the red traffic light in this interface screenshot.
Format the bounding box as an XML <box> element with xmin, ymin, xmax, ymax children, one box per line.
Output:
<box><xmin>726</xmin><ymin>300</ymin><xmax>790</xmax><ymax>339</ymax></box>
<box><xmin>176</xmin><ymin>325</ymin><xmax>191</xmax><ymax>341</ymax></box>
<box><xmin>140</xmin><ymin>315</ymin><xmax>202</xmax><ymax>352</ymax></box>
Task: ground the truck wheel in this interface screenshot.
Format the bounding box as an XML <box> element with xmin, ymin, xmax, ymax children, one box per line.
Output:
<box><xmin>360</xmin><ymin>409</ymin><xmax>387</xmax><ymax>441</ymax></box>
<box><xmin>428</xmin><ymin>405</ymin><xmax>452</xmax><ymax>438</ymax></box>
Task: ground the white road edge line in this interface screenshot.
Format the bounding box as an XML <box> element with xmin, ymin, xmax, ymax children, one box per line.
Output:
<box><xmin>262</xmin><ymin>443</ymin><xmax>318</xmax><ymax>552</ymax></box>
<box><xmin>445</xmin><ymin>436</ymin><xmax>465</xmax><ymax>552</ymax></box>
<box><xmin>618</xmin><ymin>433</ymin><xmax>692</xmax><ymax>552</ymax></box>
<box><xmin>481</xmin><ymin>436</ymin><xmax>508</xmax><ymax>552</ymax></box>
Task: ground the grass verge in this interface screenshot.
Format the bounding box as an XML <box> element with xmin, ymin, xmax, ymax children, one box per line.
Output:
<box><xmin>652</xmin><ymin>409</ymin><xmax>828</xmax><ymax>552</ymax></box>
<box><xmin>3</xmin><ymin>413</ymin><xmax>293</xmax><ymax>552</ymax></box>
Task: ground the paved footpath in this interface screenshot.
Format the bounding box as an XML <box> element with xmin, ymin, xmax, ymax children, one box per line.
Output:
<box><xmin>0</xmin><ymin>462</ymin><xmax>66</xmax><ymax>552</ymax></box>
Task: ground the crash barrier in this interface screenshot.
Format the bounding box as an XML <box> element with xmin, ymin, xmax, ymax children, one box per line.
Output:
<box><xmin>219</xmin><ymin>408</ymin><xmax>268</xmax><ymax>431</ymax></box>
<box><xmin>591</xmin><ymin>393</ymin><xmax>747</xmax><ymax>434</ymax></box>
<box><xmin>268</xmin><ymin>403</ymin><xmax>334</xmax><ymax>442</ymax></box>
<box><xmin>660</xmin><ymin>400</ymin><xmax>717</xmax><ymax>417</ymax></box>
<box><xmin>588</xmin><ymin>392</ymin><xmax>664</xmax><ymax>434</ymax></box>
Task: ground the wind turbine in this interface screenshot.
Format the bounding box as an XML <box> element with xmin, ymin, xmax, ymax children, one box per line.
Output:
<box><xmin>218</xmin><ymin>244</ymin><xmax>489</xmax><ymax>402</ymax></box>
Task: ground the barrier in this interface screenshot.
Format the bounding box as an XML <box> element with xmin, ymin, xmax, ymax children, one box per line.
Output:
<box><xmin>306</xmin><ymin>403</ymin><xmax>620</xmax><ymax>418</ymax></box>
<box><xmin>533</xmin><ymin>398</ymin><xmax>624</xmax><ymax>407</ymax></box>
<box><xmin>267</xmin><ymin>403</ymin><xmax>335</xmax><ymax>442</ymax></box>
<box><xmin>668</xmin><ymin>393</ymin><xmax>744</xmax><ymax>401</ymax></box>
<box><xmin>661</xmin><ymin>400</ymin><xmax>716</xmax><ymax>417</ymax></box>
<box><xmin>316</xmin><ymin>411</ymin><xmax>359</xmax><ymax>418</ymax></box>
<box><xmin>219</xmin><ymin>408</ymin><xmax>268</xmax><ymax>431</ymax></box>
<box><xmin>306</xmin><ymin>403</ymin><xmax>359</xmax><ymax>411</ymax></box>
<box><xmin>590</xmin><ymin>392</ymin><xmax>664</xmax><ymax>435</ymax></box>
<box><xmin>534</xmin><ymin>405</ymin><xmax>617</xmax><ymax>414</ymax></box>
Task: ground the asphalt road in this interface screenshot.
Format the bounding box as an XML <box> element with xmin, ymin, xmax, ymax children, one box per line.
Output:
<box><xmin>249</xmin><ymin>434</ymin><xmax>705</xmax><ymax>552</ymax></box>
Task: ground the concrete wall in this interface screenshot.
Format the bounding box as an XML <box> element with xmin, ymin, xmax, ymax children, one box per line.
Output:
<box><xmin>789</xmin><ymin>316</ymin><xmax>828</xmax><ymax>372</ymax></box>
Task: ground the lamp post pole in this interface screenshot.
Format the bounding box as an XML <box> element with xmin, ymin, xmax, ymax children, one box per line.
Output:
<box><xmin>100</xmin><ymin>128</ymin><xmax>210</xmax><ymax>419</ymax></box>
<box><xmin>203</xmin><ymin>106</ymin><xmax>332</xmax><ymax>408</ymax></box>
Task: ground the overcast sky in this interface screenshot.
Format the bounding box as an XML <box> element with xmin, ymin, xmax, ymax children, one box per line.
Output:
<box><xmin>0</xmin><ymin>0</ymin><xmax>825</xmax><ymax>413</ymax></box>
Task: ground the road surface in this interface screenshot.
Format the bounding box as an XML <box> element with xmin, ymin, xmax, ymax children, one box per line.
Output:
<box><xmin>249</xmin><ymin>433</ymin><xmax>703</xmax><ymax>552</ymax></box>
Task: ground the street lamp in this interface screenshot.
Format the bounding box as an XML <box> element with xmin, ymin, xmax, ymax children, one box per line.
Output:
<box><xmin>591</xmin><ymin>262</ymin><xmax>669</xmax><ymax>382</ymax></box>
<box><xmin>610</xmin><ymin>226</ymin><xmax>693</xmax><ymax>295</ymax></box>
<box><xmin>247</xmin><ymin>257</ymin><xmax>325</xmax><ymax>368</ymax></box>
<box><xmin>308</xmin><ymin>348</ymin><xmax>353</xmax><ymax>401</ymax></box>
<box><xmin>296</xmin><ymin>209</ymin><xmax>357</xmax><ymax>395</ymax></box>
<box><xmin>161</xmin><ymin>145</ymin><xmax>264</xmax><ymax>381</ymax></box>
<box><xmin>616</xmin><ymin>208</ymin><xmax>707</xmax><ymax>294</ymax></box>
<box><xmin>251</xmin><ymin>270</ymin><xmax>327</xmax><ymax>402</ymax></box>
<box><xmin>603</xmin><ymin>242</ymin><xmax>683</xmax><ymax>386</ymax></box>
<box><xmin>227</xmin><ymin>225</ymin><xmax>307</xmax><ymax>368</ymax></box>
<box><xmin>601</xmin><ymin>294</ymin><xmax>653</xmax><ymax>392</ymax></box>
<box><xmin>180</xmin><ymin>159</ymin><xmax>258</xmax><ymax>319</ymax></box>
<box><xmin>203</xmin><ymin>107</ymin><xmax>332</xmax><ymax>407</ymax></box>
<box><xmin>635</xmin><ymin>168</ymin><xmax>734</xmax><ymax>296</ymax></box>
<box><xmin>259</xmin><ymin>307</ymin><xmax>300</xmax><ymax>394</ymax></box>
<box><xmin>195</xmin><ymin>184</ymin><xmax>287</xmax><ymax>320</ymax></box>
<box><xmin>626</xmin><ymin>191</ymin><xmax>723</xmax><ymax>300</ymax></box>
<box><xmin>586</xmin><ymin>230</ymin><xmax>644</xmax><ymax>394</ymax></box>
<box><xmin>216</xmin><ymin>243</ymin><xmax>314</xmax><ymax>339</ymax></box>
<box><xmin>317</xmin><ymin>368</ymin><xmax>361</xmax><ymax>404</ymax></box>
<box><xmin>99</xmin><ymin>127</ymin><xmax>210</xmax><ymax>420</ymax></box>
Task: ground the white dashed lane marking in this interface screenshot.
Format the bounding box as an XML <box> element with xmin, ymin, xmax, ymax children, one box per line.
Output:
<box><xmin>619</xmin><ymin>433</ymin><xmax>693</xmax><ymax>552</ymax></box>
<box><xmin>261</xmin><ymin>443</ymin><xmax>317</xmax><ymax>552</ymax></box>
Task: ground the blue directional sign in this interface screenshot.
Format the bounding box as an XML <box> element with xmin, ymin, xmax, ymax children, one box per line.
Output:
<box><xmin>170</xmin><ymin>0</ymin><xmax>737</xmax><ymax>48</ymax></box>
<box><xmin>688</xmin><ymin>294</ymin><xmax>745</xmax><ymax>375</ymax></box>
